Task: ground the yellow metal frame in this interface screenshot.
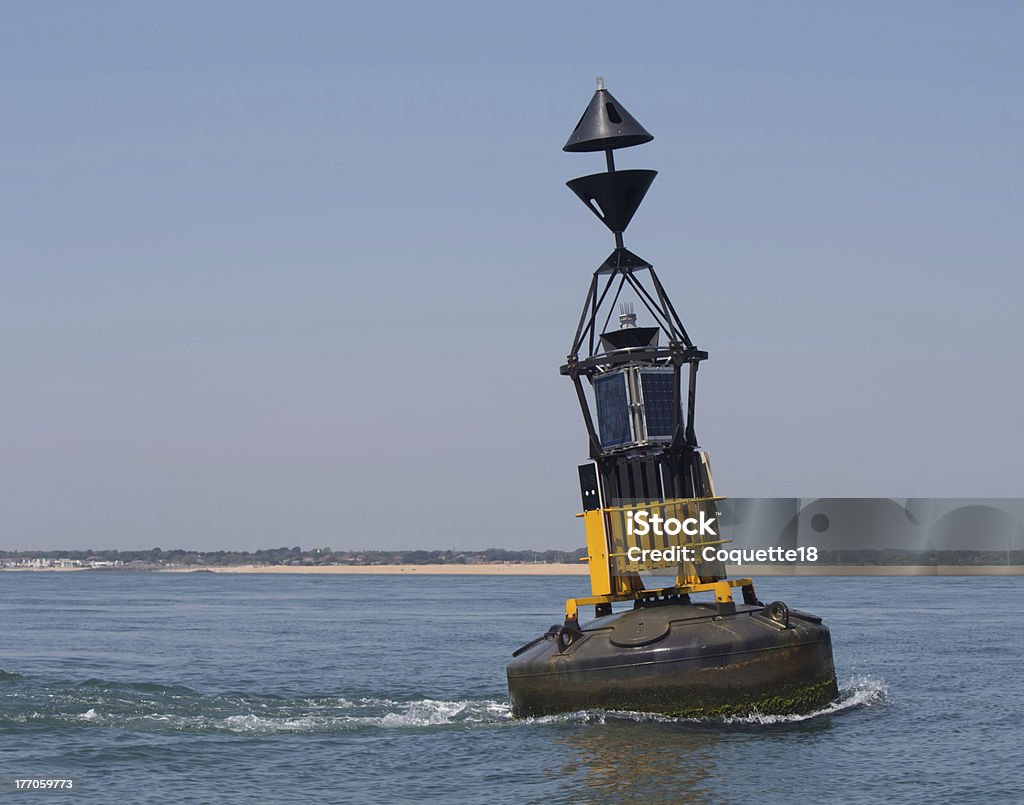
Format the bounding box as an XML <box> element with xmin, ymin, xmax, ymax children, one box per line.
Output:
<box><xmin>566</xmin><ymin>496</ymin><xmax>755</xmax><ymax>622</ymax></box>
<box><xmin>565</xmin><ymin>577</ymin><xmax>755</xmax><ymax>622</ymax></box>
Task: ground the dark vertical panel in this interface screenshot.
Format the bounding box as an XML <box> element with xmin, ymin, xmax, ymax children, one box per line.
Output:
<box><xmin>616</xmin><ymin>463</ymin><xmax>631</xmax><ymax>506</ymax></box>
<box><xmin>618</xmin><ymin>458</ymin><xmax>634</xmax><ymax>501</ymax></box>
<box><xmin>644</xmin><ymin>460</ymin><xmax>663</xmax><ymax>501</ymax></box>
<box><xmin>685</xmin><ymin>362</ymin><xmax>699</xmax><ymax>446</ymax></box>
<box><xmin>637</xmin><ymin>461</ymin><xmax>650</xmax><ymax>502</ymax></box>
<box><xmin>578</xmin><ymin>463</ymin><xmax>601</xmax><ymax>511</ymax></box>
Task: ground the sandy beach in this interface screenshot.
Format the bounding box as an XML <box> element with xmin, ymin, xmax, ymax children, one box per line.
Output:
<box><xmin>158</xmin><ymin>563</ymin><xmax>590</xmax><ymax>575</ymax></box>
<box><xmin>155</xmin><ymin>563</ymin><xmax>1024</xmax><ymax>576</ymax></box>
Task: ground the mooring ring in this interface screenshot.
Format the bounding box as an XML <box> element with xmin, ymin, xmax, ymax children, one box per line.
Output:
<box><xmin>766</xmin><ymin>600</ymin><xmax>790</xmax><ymax>627</ymax></box>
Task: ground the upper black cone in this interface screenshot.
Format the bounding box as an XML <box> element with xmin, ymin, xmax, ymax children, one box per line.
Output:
<box><xmin>563</xmin><ymin>88</ymin><xmax>654</xmax><ymax>152</ymax></box>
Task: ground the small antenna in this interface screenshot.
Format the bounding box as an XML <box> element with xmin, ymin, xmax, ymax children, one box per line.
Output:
<box><xmin>618</xmin><ymin>301</ymin><xmax>636</xmax><ymax>329</ymax></box>
<box><xmin>596</xmin><ymin>76</ymin><xmax>605</xmax><ymax>91</ymax></box>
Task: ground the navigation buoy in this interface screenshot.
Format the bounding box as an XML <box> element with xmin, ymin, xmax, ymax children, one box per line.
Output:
<box><xmin>506</xmin><ymin>80</ymin><xmax>839</xmax><ymax>718</ymax></box>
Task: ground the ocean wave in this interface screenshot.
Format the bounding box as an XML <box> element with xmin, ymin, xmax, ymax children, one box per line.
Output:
<box><xmin>521</xmin><ymin>675</ymin><xmax>888</xmax><ymax>726</ymax></box>
<box><xmin>3</xmin><ymin>674</ymin><xmax>884</xmax><ymax>734</ymax></box>
<box><xmin>63</xmin><ymin>697</ymin><xmax>514</xmax><ymax>734</ymax></box>
<box><xmin>75</xmin><ymin>678</ymin><xmax>200</xmax><ymax>696</ymax></box>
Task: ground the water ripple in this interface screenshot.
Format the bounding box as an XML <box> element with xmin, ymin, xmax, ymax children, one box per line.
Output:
<box><xmin>1</xmin><ymin>674</ymin><xmax>885</xmax><ymax>735</ymax></box>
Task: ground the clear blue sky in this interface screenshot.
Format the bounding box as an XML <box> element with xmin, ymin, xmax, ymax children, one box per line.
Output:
<box><xmin>2</xmin><ymin>2</ymin><xmax>1021</xmax><ymax>551</ymax></box>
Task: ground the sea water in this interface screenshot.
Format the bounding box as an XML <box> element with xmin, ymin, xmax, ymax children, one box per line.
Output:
<box><xmin>1</xmin><ymin>572</ymin><xmax>1021</xmax><ymax>803</ymax></box>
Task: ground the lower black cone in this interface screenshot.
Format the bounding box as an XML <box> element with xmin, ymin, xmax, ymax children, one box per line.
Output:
<box><xmin>567</xmin><ymin>170</ymin><xmax>657</xmax><ymax>234</ymax></box>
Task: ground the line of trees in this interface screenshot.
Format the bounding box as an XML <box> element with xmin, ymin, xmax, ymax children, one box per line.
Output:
<box><xmin>0</xmin><ymin>547</ymin><xmax>589</xmax><ymax>567</ymax></box>
<box><xmin>1</xmin><ymin>547</ymin><xmax>1019</xmax><ymax>567</ymax></box>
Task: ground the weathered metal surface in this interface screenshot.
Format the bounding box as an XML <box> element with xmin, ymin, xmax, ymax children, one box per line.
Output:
<box><xmin>507</xmin><ymin>602</ymin><xmax>838</xmax><ymax>718</ymax></box>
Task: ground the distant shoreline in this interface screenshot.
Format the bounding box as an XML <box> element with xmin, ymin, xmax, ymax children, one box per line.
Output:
<box><xmin>5</xmin><ymin>563</ymin><xmax>1023</xmax><ymax>576</ymax></box>
<box><xmin>159</xmin><ymin>563</ymin><xmax>1024</xmax><ymax>576</ymax></box>
<box><xmin>158</xmin><ymin>563</ymin><xmax>591</xmax><ymax>575</ymax></box>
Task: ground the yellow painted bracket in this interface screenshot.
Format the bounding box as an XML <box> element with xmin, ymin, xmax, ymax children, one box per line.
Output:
<box><xmin>566</xmin><ymin>495</ymin><xmax>754</xmax><ymax>623</ymax></box>
<box><xmin>565</xmin><ymin>577</ymin><xmax>755</xmax><ymax>622</ymax></box>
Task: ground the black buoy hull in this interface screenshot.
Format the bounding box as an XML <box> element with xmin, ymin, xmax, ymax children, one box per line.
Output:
<box><xmin>507</xmin><ymin>602</ymin><xmax>838</xmax><ymax>718</ymax></box>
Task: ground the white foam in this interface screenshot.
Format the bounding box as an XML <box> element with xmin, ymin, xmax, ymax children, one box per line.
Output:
<box><xmin>142</xmin><ymin>699</ymin><xmax>515</xmax><ymax>734</ymax></box>
<box><xmin>723</xmin><ymin>676</ymin><xmax>888</xmax><ymax>724</ymax></box>
<box><xmin>55</xmin><ymin>679</ymin><xmax>887</xmax><ymax>734</ymax></box>
<box><xmin>220</xmin><ymin>714</ymin><xmax>326</xmax><ymax>732</ymax></box>
<box><xmin>519</xmin><ymin>676</ymin><xmax>888</xmax><ymax>727</ymax></box>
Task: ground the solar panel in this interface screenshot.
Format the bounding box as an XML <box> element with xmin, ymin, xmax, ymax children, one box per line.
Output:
<box><xmin>594</xmin><ymin>371</ymin><xmax>632</xmax><ymax>447</ymax></box>
<box><xmin>640</xmin><ymin>369</ymin><xmax>677</xmax><ymax>440</ymax></box>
